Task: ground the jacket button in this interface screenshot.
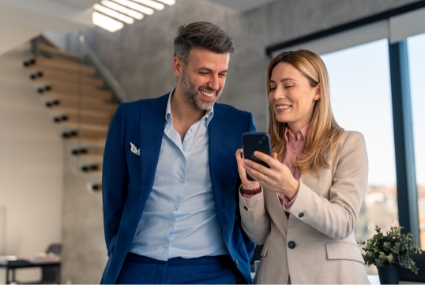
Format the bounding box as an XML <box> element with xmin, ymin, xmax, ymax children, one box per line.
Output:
<box><xmin>235</xmin><ymin>259</ymin><xmax>239</xmax><ymax>266</ymax></box>
<box><xmin>243</xmin><ymin>206</ymin><xmax>248</xmax><ymax>210</ymax></box>
<box><xmin>298</xmin><ymin>213</ymin><xmax>304</xmax><ymax>218</ymax></box>
<box><xmin>222</xmin><ymin>226</ymin><xmax>225</xmax><ymax>232</ymax></box>
<box><xmin>288</xmin><ymin>241</ymin><xmax>296</xmax><ymax>249</ymax></box>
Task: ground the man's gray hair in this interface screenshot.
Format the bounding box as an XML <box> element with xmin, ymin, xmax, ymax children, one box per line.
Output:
<box><xmin>174</xmin><ymin>21</ymin><xmax>235</xmax><ymax>63</ymax></box>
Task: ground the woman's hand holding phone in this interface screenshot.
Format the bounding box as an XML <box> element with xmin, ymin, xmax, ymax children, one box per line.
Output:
<box><xmin>243</xmin><ymin>151</ymin><xmax>300</xmax><ymax>200</ymax></box>
<box><xmin>237</xmin><ymin>132</ymin><xmax>299</xmax><ymax>199</ymax></box>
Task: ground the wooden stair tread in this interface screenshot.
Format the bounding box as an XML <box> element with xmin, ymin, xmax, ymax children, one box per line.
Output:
<box><xmin>27</xmin><ymin>57</ymin><xmax>96</xmax><ymax>75</ymax></box>
<box><xmin>41</xmin><ymin>90</ymin><xmax>113</xmax><ymax>101</ymax></box>
<box><xmin>34</xmin><ymin>77</ymin><xmax>104</xmax><ymax>88</ymax></box>
<box><xmin>38</xmin><ymin>42</ymin><xmax>82</xmax><ymax>60</ymax></box>
<box><xmin>27</xmin><ymin>66</ymin><xmax>104</xmax><ymax>84</ymax></box>
<box><xmin>40</xmin><ymin>92</ymin><xmax>113</xmax><ymax>105</ymax></box>
<box><xmin>83</xmin><ymin>171</ymin><xmax>102</xmax><ymax>176</ymax></box>
<box><xmin>41</xmin><ymin>87</ymin><xmax>113</xmax><ymax>99</ymax></box>
<box><xmin>75</xmin><ymin>154</ymin><xmax>103</xmax><ymax>160</ymax></box>
<box><xmin>72</xmin><ymin>146</ymin><xmax>105</xmax><ymax>154</ymax></box>
<box><xmin>46</xmin><ymin>100</ymin><xmax>118</xmax><ymax>112</ymax></box>
<box><xmin>58</xmin><ymin>121</ymin><xmax>108</xmax><ymax>132</ymax></box>
<box><xmin>54</xmin><ymin>113</ymin><xmax>111</xmax><ymax>125</ymax></box>
<box><xmin>64</xmin><ymin>129</ymin><xmax>107</xmax><ymax>142</ymax></box>
<box><xmin>48</xmin><ymin>107</ymin><xmax>114</xmax><ymax>118</ymax></box>
<box><xmin>65</xmin><ymin>137</ymin><xmax>106</xmax><ymax>144</ymax></box>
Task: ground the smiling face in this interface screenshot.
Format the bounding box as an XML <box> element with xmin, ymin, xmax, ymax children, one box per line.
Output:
<box><xmin>268</xmin><ymin>62</ymin><xmax>321</xmax><ymax>134</ymax></box>
<box><xmin>174</xmin><ymin>48</ymin><xmax>229</xmax><ymax>111</ymax></box>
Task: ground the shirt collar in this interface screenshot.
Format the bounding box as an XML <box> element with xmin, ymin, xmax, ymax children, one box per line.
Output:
<box><xmin>165</xmin><ymin>88</ymin><xmax>215</xmax><ymax>126</ymax></box>
<box><xmin>285</xmin><ymin>124</ymin><xmax>310</xmax><ymax>142</ymax></box>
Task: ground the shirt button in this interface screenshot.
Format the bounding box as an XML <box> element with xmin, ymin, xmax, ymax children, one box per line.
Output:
<box><xmin>298</xmin><ymin>213</ymin><xmax>304</xmax><ymax>218</ymax></box>
<box><xmin>174</xmin><ymin>203</ymin><xmax>179</xmax><ymax>208</ymax></box>
<box><xmin>178</xmin><ymin>179</ymin><xmax>182</xmax><ymax>183</ymax></box>
<box><xmin>169</xmin><ymin>222</ymin><xmax>174</xmax><ymax>226</ymax></box>
<box><xmin>288</xmin><ymin>241</ymin><xmax>296</xmax><ymax>249</ymax></box>
<box><xmin>190</xmin><ymin>128</ymin><xmax>193</xmax><ymax>132</ymax></box>
<box><xmin>164</xmin><ymin>244</ymin><xmax>168</xmax><ymax>248</ymax></box>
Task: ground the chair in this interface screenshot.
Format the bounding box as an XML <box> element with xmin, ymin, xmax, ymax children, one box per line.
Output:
<box><xmin>17</xmin><ymin>243</ymin><xmax>62</xmax><ymax>284</ymax></box>
<box><xmin>45</xmin><ymin>244</ymin><xmax>61</xmax><ymax>255</ymax></box>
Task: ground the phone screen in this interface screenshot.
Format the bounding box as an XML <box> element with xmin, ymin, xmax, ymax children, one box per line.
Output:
<box><xmin>242</xmin><ymin>132</ymin><xmax>272</xmax><ymax>181</ymax></box>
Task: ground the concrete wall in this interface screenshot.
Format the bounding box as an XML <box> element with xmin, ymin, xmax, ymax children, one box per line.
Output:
<box><xmin>83</xmin><ymin>0</ymin><xmax>420</xmax><ymax>132</ymax></box>
<box><xmin>60</xmin><ymin>153</ymin><xmax>106</xmax><ymax>284</ymax></box>
<box><xmin>0</xmin><ymin>43</ymin><xmax>63</xmax><ymax>282</ymax></box>
<box><xmin>83</xmin><ymin>0</ymin><xmax>270</xmax><ymax>130</ymax></box>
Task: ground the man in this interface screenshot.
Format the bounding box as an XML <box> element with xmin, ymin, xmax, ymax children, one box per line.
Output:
<box><xmin>100</xmin><ymin>21</ymin><xmax>256</xmax><ymax>284</ymax></box>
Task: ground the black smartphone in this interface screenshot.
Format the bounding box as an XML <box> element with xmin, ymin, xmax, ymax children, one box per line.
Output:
<box><xmin>242</xmin><ymin>132</ymin><xmax>272</xmax><ymax>181</ymax></box>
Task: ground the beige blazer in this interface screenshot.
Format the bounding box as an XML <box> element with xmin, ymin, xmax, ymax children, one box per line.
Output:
<box><xmin>240</xmin><ymin>131</ymin><xmax>370</xmax><ymax>284</ymax></box>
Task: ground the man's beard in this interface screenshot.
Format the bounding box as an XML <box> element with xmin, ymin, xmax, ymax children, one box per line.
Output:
<box><xmin>181</xmin><ymin>67</ymin><xmax>222</xmax><ymax>111</ymax></box>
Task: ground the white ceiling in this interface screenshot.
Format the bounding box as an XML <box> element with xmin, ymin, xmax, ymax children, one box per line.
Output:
<box><xmin>207</xmin><ymin>0</ymin><xmax>276</xmax><ymax>12</ymax></box>
<box><xmin>0</xmin><ymin>0</ymin><xmax>94</xmax><ymax>56</ymax></box>
<box><xmin>54</xmin><ymin>0</ymin><xmax>99</xmax><ymax>9</ymax></box>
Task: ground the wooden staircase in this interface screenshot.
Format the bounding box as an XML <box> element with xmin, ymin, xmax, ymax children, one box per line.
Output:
<box><xmin>22</xmin><ymin>36</ymin><xmax>121</xmax><ymax>197</ymax></box>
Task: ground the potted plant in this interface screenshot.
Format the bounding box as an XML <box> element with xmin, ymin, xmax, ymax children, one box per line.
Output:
<box><xmin>359</xmin><ymin>225</ymin><xmax>422</xmax><ymax>284</ymax></box>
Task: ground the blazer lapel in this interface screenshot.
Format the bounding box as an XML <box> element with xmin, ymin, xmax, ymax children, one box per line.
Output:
<box><xmin>208</xmin><ymin>105</ymin><xmax>232</xmax><ymax>225</ymax></box>
<box><xmin>136</xmin><ymin>95</ymin><xmax>168</xmax><ymax>213</ymax></box>
<box><xmin>208</xmin><ymin>117</ymin><xmax>223</xmax><ymax>213</ymax></box>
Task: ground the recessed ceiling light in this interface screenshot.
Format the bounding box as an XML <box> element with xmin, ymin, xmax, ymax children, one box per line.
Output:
<box><xmin>94</xmin><ymin>4</ymin><xmax>134</xmax><ymax>24</ymax></box>
<box><xmin>111</xmin><ymin>0</ymin><xmax>154</xmax><ymax>15</ymax></box>
<box><xmin>132</xmin><ymin>0</ymin><xmax>165</xmax><ymax>10</ymax></box>
<box><xmin>92</xmin><ymin>11</ymin><xmax>124</xmax><ymax>32</ymax></box>
<box><xmin>101</xmin><ymin>0</ymin><xmax>144</xmax><ymax>20</ymax></box>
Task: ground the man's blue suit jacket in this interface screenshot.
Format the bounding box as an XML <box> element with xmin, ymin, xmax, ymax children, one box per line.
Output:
<box><xmin>100</xmin><ymin>94</ymin><xmax>257</xmax><ymax>284</ymax></box>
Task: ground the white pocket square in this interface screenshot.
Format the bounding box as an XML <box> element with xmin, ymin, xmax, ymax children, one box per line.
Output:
<box><xmin>130</xmin><ymin>142</ymin><xmax>140</xmax><ymax>156</ymax></box>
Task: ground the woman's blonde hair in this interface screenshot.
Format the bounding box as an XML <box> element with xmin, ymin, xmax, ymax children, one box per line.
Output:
<box><xmin>266</xmin><ymin>49</ymin><xmax>343</xmax><ymax>175</ymax></box>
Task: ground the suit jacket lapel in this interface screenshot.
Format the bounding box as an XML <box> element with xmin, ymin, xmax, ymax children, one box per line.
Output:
<box><xmin>208</xmin><ymin>105</ymin><xmax>229</xmax><ymax>224</ymax></box>
<box><xmin>137</xmin><ymin>94</ymin><xmax>168</xmax><ymax>213</ymax></box>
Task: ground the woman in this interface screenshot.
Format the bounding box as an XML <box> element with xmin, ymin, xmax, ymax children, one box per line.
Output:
<box><xmin>236</xmin><ymin>50</ymin><xmax>369</xmax><ymax>284</ymax></box>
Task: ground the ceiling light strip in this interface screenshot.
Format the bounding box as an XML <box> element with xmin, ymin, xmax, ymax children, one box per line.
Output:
<box><xmin>94</xmin><ymin>3</ymin><xmax>134</xmax><ymax>24</ymax></box>
<box><xmin>101</xmin><ymin>0</ymin><xmax>144</xmax><ymax>20</ymax></box>
<box><xmin>112</xmin><ymin>0</ymin><xmax>154</xmax><ymax>15</ymax></box>
<box><xmin>92</xmin><ymin>11</ymin><xmax>124</xmax><ymax>32</ymax></box>
<box><xmin>155</xmin><ymin>0</ymin><xmax>176</xmax><ymax>5</ymax></box>
<box><xmin>131</xmin><ymin>0</ymin><xmax>164</xmax><ymax>10</ymax></box>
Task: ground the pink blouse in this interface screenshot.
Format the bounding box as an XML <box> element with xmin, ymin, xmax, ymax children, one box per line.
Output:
<box><xmin>278</xmin><ymin>124</ymin><xmax>309</xmax><ymax>207</ymax></box>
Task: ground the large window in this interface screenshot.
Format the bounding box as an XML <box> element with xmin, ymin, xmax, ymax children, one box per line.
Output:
<box><xmin>321</xmin><ymin>40</ymin><xmax>398</xmax><ymax>247</ymax></box>
<box><xmin>266</xmin><ymin>2</ymin><xmax>425</xmax><ymax>277</ymax></box>
<box><xmin>408</xmin><ymin>33</ymin><xmax>425</xmax><ymax>248</ymax></box>
<box><xmin>321</xmin><ymin>40</ymin><xmax>399</xmax><ymax>275</ymax></box>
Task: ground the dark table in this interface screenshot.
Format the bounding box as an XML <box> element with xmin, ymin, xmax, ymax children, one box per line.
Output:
<box><xmin>0</xmin><ymin>259</ymin><xmax>61</xmax><ymax>284</ymax></box>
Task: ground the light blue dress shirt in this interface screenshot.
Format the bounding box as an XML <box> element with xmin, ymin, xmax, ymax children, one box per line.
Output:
<box><xmin>129</xmin><ymin>90</ymin><xmax>228</xmax><ymax>260</ymax></box>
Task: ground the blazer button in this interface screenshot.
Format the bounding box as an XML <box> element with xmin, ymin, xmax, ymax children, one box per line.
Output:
<box><xmin>235</xmin><ymin>259</ymin><xmax>239</xmax><ymax>266</ymax></box>
<box><xmin>288</xmin><ymin>241</ymin><xmax>296</xmax><ymax>249</ymax></box>
<box><xmin>243</xmin><ymin>206</ymin><xmax>248</xmax><ymax>210</ymax></box>
<box><xmin>298</xmin><ymin>213</ymin><xmax>304</xmax><ymax>218</ymax></box>
<box><xmin>222</xmin><ymin>226</ymin><xmax>225</xmax><ymax>232</ymax></box>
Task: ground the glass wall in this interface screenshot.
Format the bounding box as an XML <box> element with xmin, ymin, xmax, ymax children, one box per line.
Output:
<box><xmin>320</xmin><ymin>40</ymin><xmax>399</xmax><ymax>274</ymax></box>
<box><xmin>408</xmin><ymin>33</ymin><xmax>425</xmax><ymax>249</ymax></box>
